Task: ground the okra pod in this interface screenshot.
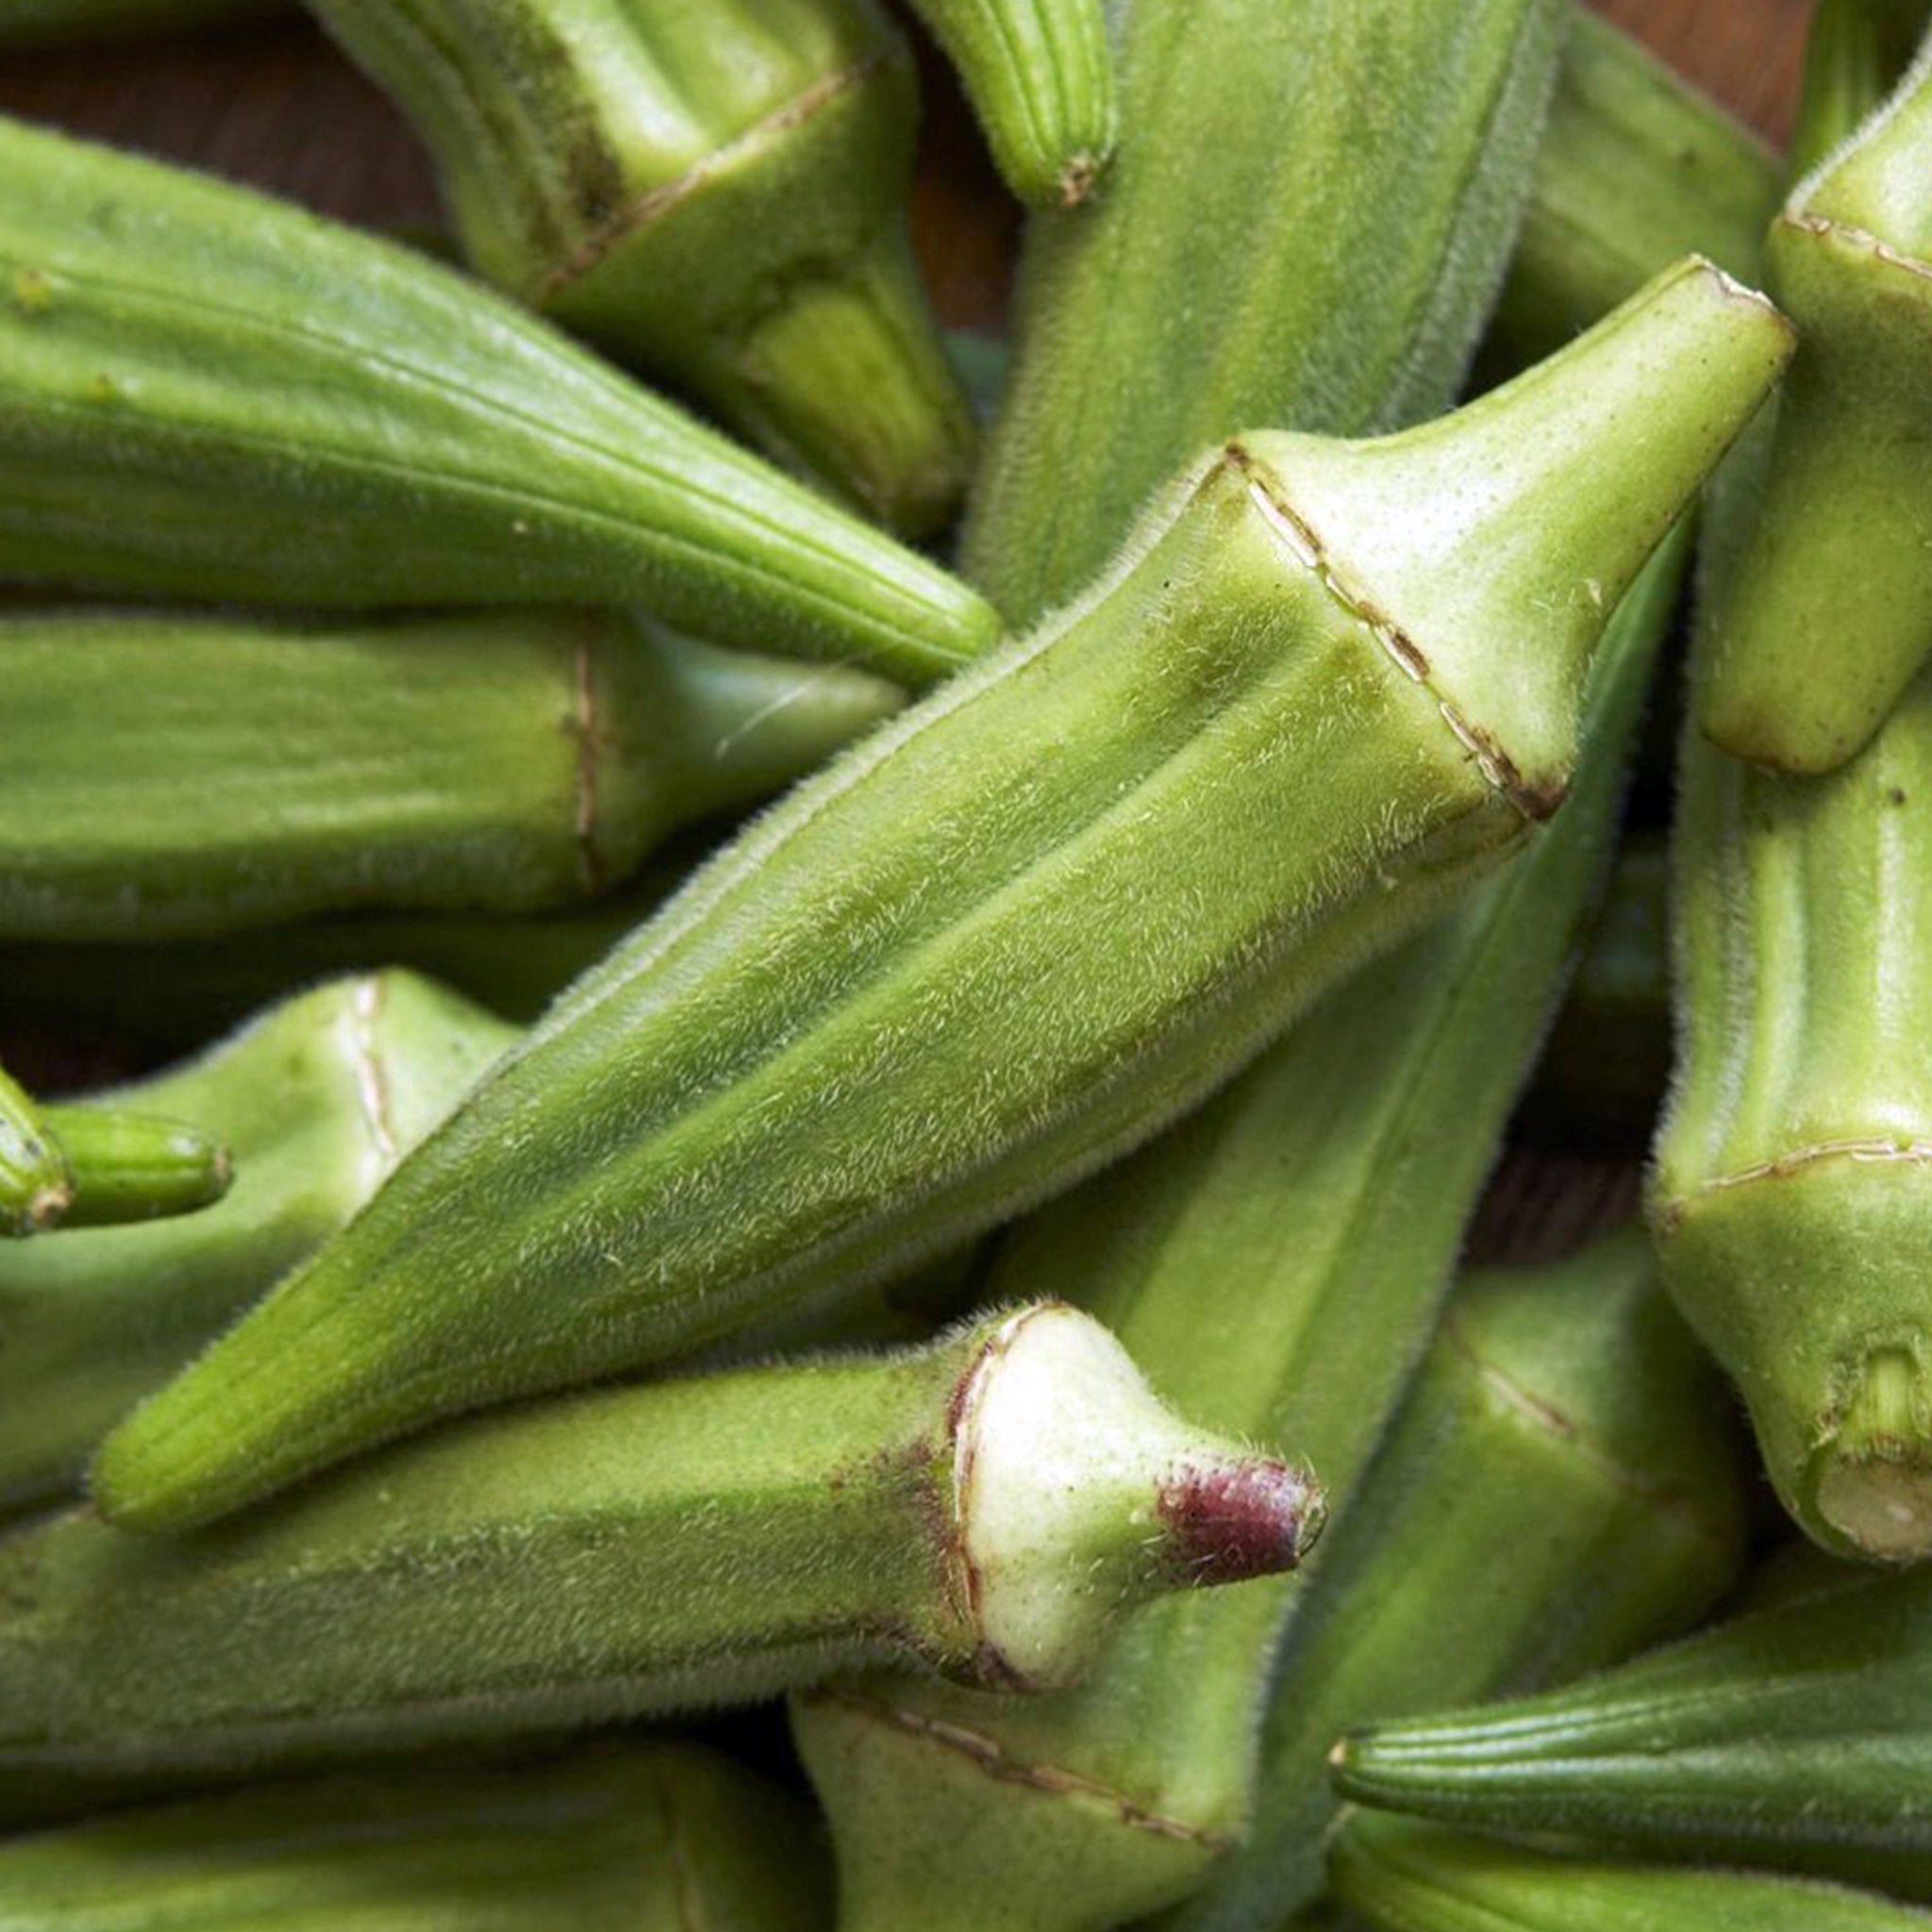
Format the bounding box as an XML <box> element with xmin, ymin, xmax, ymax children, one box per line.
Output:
<box><xmin>36</xmin><ymin>1108</ymin><xmax>231</xmax><ymax>1230</ymax></box>
<box><xmin>1331</xmin><ymin>1558</ymin><xmax>1932</xmax><ymax>1900</ymax></box>
<box><xmin>1698</xmin><ymin>37</ymin><xmax>1932</xmax><ymax>773</ymax></box>
<box><xmin>0</xmin><ymin>1062</ymin><xmax>74</xmax><ymax>1237</ymax></box>
<box><xmin>0</xmin><ymin>1738</ymin><xmax>829</xmax><ymax>1929</ymax></box>
<box><xmin>309</xmin><ymin>0</ymin><xmax>974</xmax><ymax>536</ymax></box>
<box><xmin>0</xmin><ymin>608</ymin><xmax>901</xmax><ymax>941</ymax></box>
<box><xmin>905</xmin><ymin>0</ymin><xmax>1115</xmax><ymax>207</ymax></box>
<box><xmin>1</xmin><ymin>1305</ymin><xmax>1320</xmax><ymax>1788</ymax></box>
<box><xmin>92</xmin><ymin>261</ymin><xmax>1786</xmax><ymax>1533</ymax></box>
<box><xmin>1332</xmin><ymin>1813</ymin><xmax>1932</xmax><ymax>1932</ymax></box>
<box><xmin>0</xmin><ymin>114</ymin><xmax>996</xmax><ymax>685</ymax></box>
<box><xmin>1492</xmin><ymin>10</ymin><xmax>1780</xmax><ymax>363</ymax></box>
<box><xmin>962</xmin><ymin>0</ymin><xmax>1569</xmax><ymax>622</ymax></box>
<box><xmin>1791</xmin><ymin>0</ymin><xmax>1932</xmax><ymax>175</ymax></box>
<box><xmin>0</xmin><ymin>973</ymin><xmax>516</xmax><ymax>1520</ymax></box>
<box><xmin>787</xmin><ymin>532</ymin><xmax>1688</xmax><ymax>1932</ymax></box>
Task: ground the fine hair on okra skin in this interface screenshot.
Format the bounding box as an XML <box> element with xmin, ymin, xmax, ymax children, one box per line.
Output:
<box><xmin>89</xmin><ymin>258</ymin><xmax>1789</xmax><ymax>1535</ymax></box>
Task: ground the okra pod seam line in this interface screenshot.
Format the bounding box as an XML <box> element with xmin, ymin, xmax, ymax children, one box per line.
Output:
<box><xmin>1655</xmin><ymin>1136</ymin><xmax>1932</xmax><ymax>1227</ymax></box>
<box><xmin>345</xmin><ymin>975</ymin><xmax>401</xmax><ymax>1178</ymax></box>
<box><xmin>802</xmin><ymin>1687</ymin><xmax>1234</xmax><ymax>1849</ymax></box>
<box><xmin>532</xmin><ymin>49</ymin><xmax>892</xmax><ymax>306</ymax></box>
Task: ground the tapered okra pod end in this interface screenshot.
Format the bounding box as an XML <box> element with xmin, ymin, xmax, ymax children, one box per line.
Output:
<box><xmin>42</xmin><ymin>1107</ymin><xmax>232</xmax><ymax>1227</ymax></box>
<box><xmin>1240</xmin><ymin>257</ymin><xmax>1790</xmax><ymax>819</ymax></box>
<box><xmin>1698</xmin><ymin>51</ymin><xmax>1932</xmax><ymax>774</ymax></box>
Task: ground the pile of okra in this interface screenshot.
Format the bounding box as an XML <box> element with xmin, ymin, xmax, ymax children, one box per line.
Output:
<box><xmin>2</xmin><ymin>0</ymin><xmax>1931</xmax><ymax>1924</ymax></box>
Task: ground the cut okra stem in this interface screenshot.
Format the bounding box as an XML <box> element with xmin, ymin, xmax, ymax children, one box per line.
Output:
<box><xmin>0</xmin><ymin>608</ymin><xmax>902</xmax><ymax>941</ymax></box>
<box><xmin>0</xmin><ymin>114</ymin><xmax>997</xmax><ymax>686</ymax></box>
<box><xmin>92</xmin><ymin>259</ymin><xmax>1787</xmax><ymax>1535</ymax></box>
<box><xmin>309</xmin><ymin>0</ymin><xmax>975</xmax><ymax>537</ymax></box>
<box><xmin>0</xmin><ymin>973</ymin><xmax>516</xmax><ymax>1522</ymax></box>
<box><xmin>3</xmin><ymin>1305</ymin><xmax>1320</xmax><ymax>1791</ymax></box>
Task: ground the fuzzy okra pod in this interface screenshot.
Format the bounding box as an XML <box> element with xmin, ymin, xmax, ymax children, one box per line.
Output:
<box><xmin>962</xmin><ymin>0</ymin><xmax>1567</xmax><ymax>623</ymax></box>
<box><xmin>785</xmin><ymin>533</ymin><xmax>1688</xmax><ymax>1932</ymax></box>
<box><xmin>1331</xmin><ymin>1559</ymin><xmax>1932</xmax><ymax>1900</ymax></box>
<box><xmin>1331</xmin><ymin>1814</ymin><xmax>1932</xmax><ymax>1932</ymax></box>
<box><xmin>905</xmin><ymin>0</ymin><xmax>1114</xmax><ymax>207</ymax></box>
<box><xmin>1491</xmin><ymin>10</ymin><xmax>1780</xmax><ymax>363</ymax></box>
<box><xmin>1697</xmin><ymin>39</ymin><xmax>1932</xmax><ymax>773</ymax></box>
<box><xmin>0</xmin><ymin>116</ymin><xmax>995</xmax><ymax>687</ymax></box>
<box><xmin>0</xmin><ymin>973</ymin><xmax>515</xmax><ymax>1521</ymax></box>
<box><xmin>0</xmin><ymin>1305</ymin><xmax>1321</xmax><ymax>1790</ymax></box>
<box><xmin>0</xmin><ymin>1739</ymin><xmax>829</xmax><ymax>1930</ymax></box>
<box><xmin>92</xmin><ymin>260</ymin><xmax>1787</xmax><ymax>1534</ymax></box>
<box><xmin>0</xmin><ymin>608</ymin><xmax>901</xmax><ymax>941</ymax></box>
<box><xmin>308</xmin><ymin>0</ymin><xmax>974</xmax><ymax>537</ymax></box>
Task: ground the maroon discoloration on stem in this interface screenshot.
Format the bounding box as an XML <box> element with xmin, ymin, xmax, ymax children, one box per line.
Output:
<box><xmin>1156</xmin><ymin>1458</ymin><xmax>1324</xmax><ymax>1586</ymax></box>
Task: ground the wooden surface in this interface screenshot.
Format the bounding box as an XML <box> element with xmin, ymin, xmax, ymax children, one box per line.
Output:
<box><xmin>0</xmin><ymin>1</ymin><xmax>1813</xmax><ymax>1254</ymax></box>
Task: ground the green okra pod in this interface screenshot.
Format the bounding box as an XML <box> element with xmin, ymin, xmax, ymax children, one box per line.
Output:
<box><xmin>1697</xmin><ymin>37</ymin><xmax>1932</xmax><ymax>773</ymax></box>
<box><xmin>962</xmin><ymin>0</ymin><xmax>1569</xmax><ymax>623</ymax></box>
<box><xmin>0</xmin><ymin>1304</ymin><xmax>1321</xmax><ymax>1791</ymax></box>
<box><xmin>309</xmin><ymin>0</ymin><xmax>974</xmax><ymax>537</ymax></box>
<box><xmin>0</xmin><ymin>972</ymin><xmax>516</xmax><ymax>1521</ymax></box>
<box><xmin>0</xmin><ymin>608</ymin><xmax>901</xmax><ymax>941</ymax></box>
<box><xmin>1331</xmin><ymin>1813</ymin><xmax>1932</xmax><ymax>1932</ymax></box>
<box><xmin>36</xmin><ymin>1108</ymin><xmax>231</xmax><ymax>1230</ymax></box>
<box><xmin>0</xmin><ymin>114</ymin><xmax>996</xmax><ymax>687</ymax></box>
<box><xmin>92</xmin><ymin>260</ymin><xmax>1786</xmax><ymax>1534</ymax></box>
<box><xmin>1491</xmin><ymin>9</ymin><xmax>1780</xmax><ymax>364</ymax></box>
<box><xmin>905</xmin><ymin>0</ymin><xmax>1115</xmax><ymax>207</ymax></box>
<box><xmin>0</xmin><ymin>1738</ymin><xmax>829</xmax><ymax>1929</ymax></box>
<box><xmin>1330</xmin><ymin>1558</ymin><xmax>1932</xmax><ymax>1900</ymax></box>
<box><xmin>786</xmin><ymin>532</ymin><xmax>1688</xmax><ymax>1932</ymax></box>
<box><xmin>1791</xmin><ymin>0</ymin><xmax>1932</xmax><ymax>176</ymax></box>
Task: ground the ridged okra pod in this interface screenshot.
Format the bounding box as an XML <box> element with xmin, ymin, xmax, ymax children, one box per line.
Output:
<box><xmin>309</xmin><ymin>0</ymin><xmax>974</xmax><ymax>537</ymax></box>
<box><xmin>785</xmin><ymin>533</ymin><xmax>1688</xmax><ymax>1932</ymax></box>
<box><xmin>0</xmin><ymin>972</ymin><xmax>515</xmax><ymax>1521</ymax></box>
<box><xmin>0</xmin><ymin>115</ymin><xmax>996</xmax><ymax>686</ymax></box>
<box><xmin>962</xmin><ymin>0</ymin><xmax>1568</xmax><ymax>622</ymax></box>
<box><xmin>0</xmin><ymin>1305</ymin><xmax>1321</xmax><ymax>1790</ymax></box>
<box><xmin>92</xmin><ymin>261</ymin><xmax>1787</xmax><ymax>1533</ymax></box>
<box><xmin>1698</xmin><ymin>40</ymin><xmax>1932</xmax><ymax>773</ymax></box>
<box><xmin>1174</xmin><ymin>1228</ymin><xmax>1745</xmax><ymax>1931</ymax></box>
<box><xmin>1655</xmin><ymin>438</ymin><xmax>1932</xmax><ymax>1559</ymax></box>
<box><xmin>1790</xmin><ymin>0</ymin><xmax>1932</xmax><ymax>176</ymax></box>
<box><xmin>1491</xmin><ymin>10</ymin><xmax>1779</xmax><ymax>363</ymax></box>
<box><xmin>0</xmin><ymin>608</ymin><xmax>901</xmax><ymax>941</ymax></box>
<box><xmin>1332</xmin><ymin>1814</ymin><xmax>1932</xmax><ymax>1932</ymax></box>
<box><xmin>0</xmin><ymin>1739</ymin><xmax>830</xmax><ymax>1929</ymax></box>
<box><xmin>905</xmin><ymin>0</ymin><xmax>1115</xmax><ymax>207</ymax></box>
<box><xmin>1331</xmin><ymin>1559</ymin><xmax>1932</xmax><ymax>1900</ymax></box>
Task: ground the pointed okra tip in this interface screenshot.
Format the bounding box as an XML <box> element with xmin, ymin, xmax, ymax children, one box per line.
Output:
<box><xmin>952</xmin><ymin>1304</ymin><xmax>1323</xmax><ymax>1690</ymax></box>
<box><xmin>1809</xmin><ymin>1344</ymin><xmax>1932</xmax><ymax>1562</ymax></box>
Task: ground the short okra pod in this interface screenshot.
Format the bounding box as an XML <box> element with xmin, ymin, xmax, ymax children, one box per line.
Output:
<box><xmin>309</xmin><ymin>0</ymin><xmax>974</xmax><ymax>536</ymax></box>
<box><xmin>93</xmin><ymin>260</ymin><xmax>1788</xmax><ymax>1534</ymax></box>
<box><xmin>905</xmin><ymin>0</ymin><xmax>1115</xmax><ymax>206</ymax></box>
<box><xmin>0</xmin><ymin>608</ymin><xmax>902</xmax><ymax>941</ymax></box>
<box><xmin>0</xmin><ymin>973</ymin><xmax>516</xmax><ymax>1522</ymax></box>
<box><xmin>3</xmin><ymin>1305</ymin><xmax>1320</xmax><ymax>1791</ymax></box>
<box><xmin>0</xmin><ymin>1739</ymin><xmax>830</xmax><ymax>1930</ymax></box>
<box><xmin>1332</xmin><ymin>1813</ymin><xmax>1932</xmax><ymax>1932</ymax></box>
<box><xmin>0</xmin><ymin>1062</ymin><xmax>74</xmax><ymax>1237</ymax></box>
<box><xmin>788</xmin><ymin>532</ymin><xmax>1689</xmax><ymax>1932</ymax></box>
<box><xmin>0</xmin><ymin>114</ymin><xmax>997</xmax><ymax>686</ymax></box>
<box><xmin>1331</xmin><ymin>1560</ymin><xmax>1932</xmax><ymax>1900</ymax></box>
<box><xmin>1698</xmin><ymin>37</ymin><xmax>1932</xmax><ymax>772</ymax></box>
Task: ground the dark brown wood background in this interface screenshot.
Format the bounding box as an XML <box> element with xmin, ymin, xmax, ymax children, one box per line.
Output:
<box><xmin>0</xmin><ymin>1</ymin><xmax>1815</xmax><ymax>1255</ymax></box>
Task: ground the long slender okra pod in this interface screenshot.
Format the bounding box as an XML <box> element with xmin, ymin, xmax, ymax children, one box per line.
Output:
<box><xmin>308</xmin><ymin>0</ymin><xmax>974</xmax><ymax>537</ymax></box>
<box><xmin>0</xmin><ymin>1739</ymin><xmax>829</xmax><ymax>1929</ymax></box>
<box><xmin>904</xmin><ymin>0</ymin><xmax>1115</xmax><ymax>207</ymax></box>
<box><xmin>1331</xmin><ymin>1813</ymin><xmax>1932</xmax><ymax>1932</ymax></box>
<box><xmin>0</xmin><ymin>1304</ymin><xmax>1320</xmax><ymax>1793</ymax></box>
<box><xmin>0</xmin><ymin>1063</ymin><xmax>75</xmax><ymax>1237</ymax></box>
<box><xmin>1331</xmin><ymin>1560</ymin><xmax>1932</xmax><ymax>1899</ymax></box>
<box><xmin>1697</xmin><ymin>38</ymin><xmax>1932</xmax><ymax>773</ymax></box>
<box><xmin>1491</xmin><ymin>10</ymin><xmax>1780</xmax><ymax>364</ymax></box>
<box><xmin>786</xmin><ymin>532</ymin><xmax>1688</xmax><ymax>1932</ymax></box>
<box><xmin>962</xmin><ymin>0</ymin><xmax>1568</xmax><ymax>622</ymax></box>
<box><xmin>0</xmin><ymin>116</ymin><xmax>996</xmax><ymax>687</ymax></box>
<box><xmin>0</xmin><ymin>608</ymin><xmax>901</xmax><ymax>941</ymax></box>
<box><xmin>92</xmin><ymin>262</ymin><xmax>1787</xmax><ymax>1534</ymax></box>
<box><xmin>0</xmin><ymin>973</ymin><xmax>516</xmax><ymax>1521</ymax></box>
